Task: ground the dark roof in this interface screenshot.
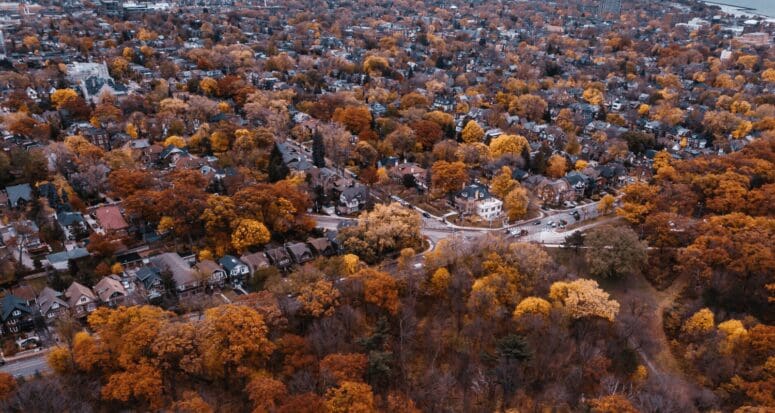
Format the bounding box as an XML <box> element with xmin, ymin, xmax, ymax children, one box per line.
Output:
<box><xmin>286</xmin><ymin>242</ymin><xmax>313</xmax><ymax>262</ymax></box>
<box><xmin>57</xmin><ymin>211</ymin><xmax>85</xmax><ymax>226</ymax></box>
<box><xmin>0</xmin><ymin>294</ymin><xmax>33</xmax><ymax>321</ymax></box>
<box><xmin>218</xmin><ymin>255</ymin><xmax>246</xmax><ymax>272</ymax></box>
<box><xmin>341</xmin><ymin>185</ymin><xmax>369</xmax><ymax>202</ymax></box>
<box><xmin>135</xmin><ymin>266</ymin><xmax>162</xmax><ymax>290</ymax></box>
<box><xmin>5</xmin><ymin>184</ymin><xmax>32</xmax><ymax>206</ymax></box>
<box><xmin>457</xmin><ymin>183</ymin><xmax>491</xmax><ymax>200</ymax></box>
<box><xmin>83</xmin><ymin>76</ymin><xmax>127</xmax><ymax>96</ymax></box>
<box><xmin>265</xmin><ymin>247</ymin><xmax>292</xmax><ymax>267</ymax></box>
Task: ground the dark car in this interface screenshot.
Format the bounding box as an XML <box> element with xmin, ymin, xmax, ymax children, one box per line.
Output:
<box><xmin>533</xmin><ymin>220</ymin><xmax>541</xmax><ymax>225</ymax></box>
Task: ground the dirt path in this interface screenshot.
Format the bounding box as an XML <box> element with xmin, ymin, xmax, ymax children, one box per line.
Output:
<box><xmin>606</xmin><ymin>271</ymin><xmax>699</xmax><ymax>402</ymax></box>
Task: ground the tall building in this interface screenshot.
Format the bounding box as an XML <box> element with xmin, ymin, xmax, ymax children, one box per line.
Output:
<box><xmin>599</xmin><ymin>0</ymin><xmax>621</xmax><ymax>16</ymax></box>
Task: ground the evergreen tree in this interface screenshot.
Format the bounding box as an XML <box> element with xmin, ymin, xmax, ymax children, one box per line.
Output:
<box><xmin>312</xmin><ymin>131</ymin><xmax>326</xmax><ymax>168</ymax></box>
<box><xmin>268</xmin><ymin>143</ymin><xmax>289</xmax><ymax>182</ymax></box>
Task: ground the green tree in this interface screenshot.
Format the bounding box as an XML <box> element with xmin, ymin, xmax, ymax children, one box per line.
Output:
<box><xmin>584</xmin><ymin>225</ymin><xmax>647</xmax><ymax>278</ymax></box>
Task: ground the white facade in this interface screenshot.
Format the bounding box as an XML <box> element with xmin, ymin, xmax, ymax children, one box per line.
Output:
<box><xmin>477</xmin><ymin>198</ymin><xmax>502</xmax><ymax>221</ymax></box>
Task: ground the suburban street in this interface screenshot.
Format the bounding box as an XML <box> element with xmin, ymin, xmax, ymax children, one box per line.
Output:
<box><xmin>0</xmin><ymin>351</ymin><xmax>51</xmax><ymax>378</ymax></box>
<box><xmin>314</xmin><ymin>198</ymin><xmax>613</xmax><ymax>246</ymax></box>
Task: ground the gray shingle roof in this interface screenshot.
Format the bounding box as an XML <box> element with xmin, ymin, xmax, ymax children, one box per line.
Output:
<box><xmin>5</xmin><ymin>184</ymin><xmax>32</xmax><ymax>207</ymax></box>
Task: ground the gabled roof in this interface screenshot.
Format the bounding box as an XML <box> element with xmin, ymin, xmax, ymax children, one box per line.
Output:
<box><xmin>65</xmin><ymin>281</ymin><xmax>96</xmax><ymax>308</ymax></box>
<box><xmin>57</xmin><ymin>211</ymin><xmax>85</xmax><ymax>227</ymax></box>
<box><xmin>5</xmin><ymin>184</ymin><xmax>32</xmax><ymax>206</ymax></box>
<box><xmin>93</xmin><ymin>275</ymin><xmax>127</xmax><ymax>302</ymax></box>
<box><xmin>286</xmin><ymin>242</ymin><xmax>312</xmax><ymax>261</ymax></box>
<box><xmin>94</xmin><ymin>205</ymin><xmax>128</xmax><ymax>231</ymax></box>
<box><xmin>218</xmin><ymin>255</ymin><xmax>246</xmax><ymax>272</ymax></box>
<box><xmin>47</xmin><ymin>247</ymin><xmax>90</xmax><ymax>264</ymax></box>
<box><xmin>0</xmin><ymin>294</ymin><xmax>33</xmax><ymax>321</ymax></box>
<box><xmin>307</xmin><ymin>237</ymin><xmax>333</xmax><ymax>254</ymax></box>
<box><xmin>240</xmin><ymin>252</ymin><xmax>269</xmax><ymax>271</ymax></box>
<box><xmin>457</xmin><ymin>184</ymin><xmax>491</xmax><ymax>200</ymax></box>
<box><xmin>152</xmin><ymin>253</ymin><xmax>196</xmax><ymax>287</ymax></box>
<box><xmin>195</xmin><ymin>260</ymin><xmax>223</xmax><ymax>275</ymax></box>
<box><xmin>37</xmin><ymin>287</ymin><xmax>68</xmax><ymax>315</ymax></box>
<box><xmin>135</xmin><ymin>266</ymin><xmax>162</xmax><ymax>289</ymax></box>
<box><xmin>341</xmin><ymin>185</ymin><xmax>369</xmax><ymax>202</ymax></box>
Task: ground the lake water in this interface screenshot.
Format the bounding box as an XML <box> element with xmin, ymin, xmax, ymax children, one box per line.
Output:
<box><xmin>704</xmin><ymin>0</ymin><xmax>775</xmax><ymax>18</ymax></box>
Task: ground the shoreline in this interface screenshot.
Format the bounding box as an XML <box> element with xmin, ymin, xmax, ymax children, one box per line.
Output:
<box><xmin>700</xmin><ymin>0</ymin><xmax>775</xmax><ymax>20</ymax></box>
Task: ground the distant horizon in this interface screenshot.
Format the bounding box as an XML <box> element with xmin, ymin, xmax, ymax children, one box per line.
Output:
<box><xmin>700</xmin><ymin>0</ymin><xmax>775</xmax><ymax>18</ymax></box>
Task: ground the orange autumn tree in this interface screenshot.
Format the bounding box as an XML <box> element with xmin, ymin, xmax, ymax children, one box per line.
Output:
<box><xmin>199</xmin><ymin>304</ymin><xmax>275</xmax><ymax>380</ymax></box>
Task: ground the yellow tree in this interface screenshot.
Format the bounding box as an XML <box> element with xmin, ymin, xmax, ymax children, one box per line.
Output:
<box><xmin>231</xmin><ymin>219</ymin><xmax>271</xmax><ymax>253</ymax></box>
<box><xmin>736</xmin><ymin>54</ymin><xmax>758</xmax><ymax>70</ymax></box>
<box><xmin>503</xmin><ymin>186</ymin><xmax>529</xmax><ymax>221</ymax></box>
<box><xmin>682</xmin><ymin>308</ymin><xmax>715</xmax><ymax>337</ymax></box>
<box><xmin>51</xmin><ymin>88</ymin><xmax>79</xmax><ymax>110</ymax></box>
<box><xmin>199</xmin><ymin>304</ymin><xmax>275</xmax><ymax>379</ymax></box>
<box><xmin>297</xmin><ymin>280</ymin><xmax>341</xmax><ymax>317</ymax></box>
<box><xmin>616</xmin><ymin>182</ymin><xmax>659</xmax><ymax>225</ymax></box>
<box><xmin>490</xmin><ymin>166</ymin><xmax>517</xmax><ymax>199</ymax></box>
<box><xmin>652</xmin><ymin>151</ymin><xmax>671</xmax><ymax>172</ymax></box>
<box><xmin>461</xmin><ymin>120</ymin><xmax>484</xmax><ymax>143</ymax></box>
<box><xmin>163</xmin><ymin>135</ymin><xmax>186</xmax><ymax>148</ymax></box>
<box><xmin>320</xmin><ymin>353</ymin><xmax>368</xmax><ymax>384</ymax></box>
<box><xmin>199</xmin><ymin>77</ymin><xmax>218</xmax><ymax>96</ymax></box>
<box><xmin>546</xmin><ymin>154</ymin><xmax>568</xmax><ymax>178</ymax></box>
<box><xmin>489</xmin><ymin>134</ymin><xmax>528</xmax><ymax>158</ymax></box>
<box><xmin>172</xmin><ymin>391</ymin><xmax>214</xmax><ymax>413</ymax></box>
<box><xmin>549</xmin><ymin>279</ymin><xmax>620</xmax><ymax>322</ymax></box>
<box><xmin>582</xmin><ymin>87</ymin><xmax>604</xmax><ymax>106</ymax></box>
<box><xmin>513</xmin><ymin>296</ymin><xmax>551</xmax><ymax>318</ymax></box>
<box><xmin>763</xmin><ymin>68</ymin><xmax>775</xmax><ymax>83</ymax></box>
<box><xmin>245</xmin><ymin>372</ymin><xmax>287</xmax><ymax>412</ymax></box>
<box><xmin>325</xmin><ymin>381</ymin><xmax>375</xmax><ymax>413</ymax></box>
<box><xmin>598</xmin><ymin>194</ymin><xmax>615</xmax><ymax>214</ymax></box>
<box><xmin>359</xmin><ymin>268</ymin><xmax>400</xmax><ymax>315</ymax></box>
<box><xmin>430</xmin><ymin>161</ymin><xmax>467</xmax><ymax>198</ymax></box>
<box><xmin>428</xmin><ymin>267</ymin><xmax>451</xmax><ymax>296</ymax></box>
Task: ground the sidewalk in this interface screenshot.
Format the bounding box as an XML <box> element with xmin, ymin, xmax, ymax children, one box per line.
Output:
<box><xmin>2</xmin><ymin>346</ymin><xmax>50</xmax><ymax>363</ymax></box>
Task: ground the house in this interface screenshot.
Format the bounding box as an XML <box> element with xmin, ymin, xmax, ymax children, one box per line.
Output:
<box><xmin>93</xmin><ymin>275</ymin><xmax>128</xmax><ymax>307</ymax></box>
<box><xmin>286</xmin><ymin>242</ymin><xmax>314</xmax><ymax>264</ymax></box>
<box><xmin>532</xmin><ymin>178</ymin><xmax>575</xmax><ymax>206</ymax></box>
<box><xmin>563</xmin><ymin>171</ymin><xmax>592</xmax><ymax>196</ymax></box>
<box><xmin>134</xmin><ymin>266</ymin><xmax>164</xmax><ymax>299</ymax></box>
<box><xmin>46</xmin><ymin>247</ymin><xmax>90</xmax><ymax>271</ymax></box>
<box><xmin>391</xmin><ymin>162</ymin><xmax>427</xmax><ymax>189</ymax></box>
<box><xmin>265</xmin><ymin>247</ymin><xmax>293</xmax><ymax>269</ymax></box>
<box><xmin>308</xmin><ymin>237</ymin><xmax>336</xmax><ymax>257</ymax></box>
<box><xmin>10</xmin><ymin>284</ymin><xmax>37</xmax><ymax>308</ymax></box>
<box><xmin>37</xmin><ymin>287</ymin><xmax>69</xmax><ymax>321</ymax></box>
<box><xmin>455</xmin><ymin>184</ymin><xmax>503</xmax><ymax>221</ymax></box>
<box><xmin>66</xmin><ymin>281</ymin><xmax>98</xmax><ymax>318</ymax></box>
<box><xmin>240</xmin><ymin>252</ymin><xmax>270</xmax><ymax>274</ymax></box>
<box><xmin>5</xmin><ymin>184</ymin><xmax>32</xmax><ymax>208</ymax></box>
<box><xmin>338</xmin><ymin>185</ymin><xmax>370</xmax><ymax>214</ymax></box>
<box><xmin>152</xmin><ymin>253</ymin><xmax>199</xmax><ymax>296</ymax></box>
<box><xmin>218</xmin><ymin>255</ymin><xmax>250</xmax><ymax>281</ymax></box>
<box><xmin>194</xmin><ymin>260</ymin><xmax>227</xmax><ymax>287</ymax></box>
<box><xmin>79</xmin><ymin>76</ymin><xmax>128</xmax><ymax>104</ymax></box>
<box><xmin>0</xmin><ymin>294</ymin><xmax>35</xmax><ymax>336</ymax></box>
<box><xmin>93</xmin><ymin>205</ymin><xmax>129</xmax><ymax>235</ymax></box>
<box><xmin>56</xmin><ymin>211</ymin><xmax>87</xmax><ymax>240</ymax></box>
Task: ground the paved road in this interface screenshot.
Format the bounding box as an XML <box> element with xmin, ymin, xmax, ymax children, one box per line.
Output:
<box><xmin>0</xmin><ymin>352</ymin><xmax>50</xmax><ymax>378</ymax></box>
<box><xmin>314</xmin><ymin>199</ymin><xmax>611</xmax><ymax>246</ymax></box>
